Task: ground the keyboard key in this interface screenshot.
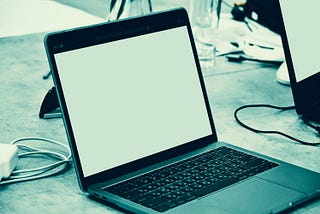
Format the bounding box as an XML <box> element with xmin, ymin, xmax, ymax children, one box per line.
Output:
<box><xmin>152</xmin><ymin>205</ymin><xmax>170</xmax><ymax>212</ymax></box>
<box><xmin>140</xmin><ymin>196</ymin><xmax>168</xmax><ymax>208</ymax></box>
<box><xmin>134</xmin><ymin>193</ymin><xmax>155</xmax><ymax>203</ymax></box>
<box><xmin>181</xmin><ymin>193</ymin><xmax>197</xmax><ymax>202</ymax></box>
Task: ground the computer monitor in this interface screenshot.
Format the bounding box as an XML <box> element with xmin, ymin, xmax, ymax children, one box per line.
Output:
<box><xmin>278</xmin><ymin>0</ymin><xmax>320</xmax><ymax>122</ymax></box>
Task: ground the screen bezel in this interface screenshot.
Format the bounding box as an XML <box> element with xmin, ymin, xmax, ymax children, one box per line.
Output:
<box><xmin>44</xmin><ymin>8</ymin><xmax>217</xmax><ymax>191</ymax></box>
<box><xmin>278</xmin><ymin>0</ymin><xmax>320</xmax><ymax>120</ymax></box>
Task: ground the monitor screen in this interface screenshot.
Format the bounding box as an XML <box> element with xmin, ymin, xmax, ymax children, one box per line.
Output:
<box><xmin>279</xmin><ymin>0</ymin><xmax>320</xmax><ymax>82</ymax></box>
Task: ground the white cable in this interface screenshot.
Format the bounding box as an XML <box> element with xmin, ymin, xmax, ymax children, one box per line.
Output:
<box><xmin>0</xmin><ymin>164</ymin><xmax>69</xmax><ymax>185</ymax></box>
<box><xmin>0</xmin><ymin>137</ymin><xmax>71</xmax><ymax>185</ymax></box>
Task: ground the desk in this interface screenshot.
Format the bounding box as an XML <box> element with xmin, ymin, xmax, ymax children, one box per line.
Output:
<box><xmin>1</xmin><ymin>27</ymin><xmax>320</xmax><ymax>214</ymax></box>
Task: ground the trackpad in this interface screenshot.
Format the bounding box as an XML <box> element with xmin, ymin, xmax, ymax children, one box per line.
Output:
<box><xmin>178</xmin><ymin>177</ymin><xmax>304</xmax><ymax>214</ymax></box>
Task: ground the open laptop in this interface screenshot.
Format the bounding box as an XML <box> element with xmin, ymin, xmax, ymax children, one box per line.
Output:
<box><xmin>44</xmin><ymin>8</ymin><xmax>320</xmax><ymax>214</ymax></box>
<box><xmin>278</xmin><ymin>0</ymin><xmax>320</xmax><ymax>122</ymax></box>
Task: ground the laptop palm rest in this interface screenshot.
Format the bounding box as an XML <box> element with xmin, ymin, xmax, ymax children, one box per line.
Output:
<box><xmin>173</xmin><ymin>177</ymin><xmax>304</xmax><ymax>214</ymax></box>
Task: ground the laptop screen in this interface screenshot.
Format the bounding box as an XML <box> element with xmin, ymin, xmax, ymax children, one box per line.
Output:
<box><xmin>54</xmin><ymin>26</ymin><xmax>212</xmax><ymax>177</ymax></box>
<box><xmin>279</xmin><ymin>0</ymin><xmax>320</xmax><ymax>82</ymax></box>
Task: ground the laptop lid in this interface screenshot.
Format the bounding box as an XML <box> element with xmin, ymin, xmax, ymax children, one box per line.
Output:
<box><xmin>44</xmin><ymin>8</ymin><xmax>216</xmax><ymax>191</ymax></box>
<box><xmin>278</xmin><ymin>0</ymin><xmax>320</xmax><ymax>121</ymax></box>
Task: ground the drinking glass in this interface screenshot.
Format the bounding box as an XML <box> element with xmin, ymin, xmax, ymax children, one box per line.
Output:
<box><xmin>190</xmin><ymin>0</ymin><xmax>221</xmax><ymax>72</ymax></box>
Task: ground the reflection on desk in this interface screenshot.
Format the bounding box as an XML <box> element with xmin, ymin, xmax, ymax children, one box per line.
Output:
<box><xmin>1</xmin><ymin>26</ymin><xmax>320</xmax><ymax>214</ymax></box>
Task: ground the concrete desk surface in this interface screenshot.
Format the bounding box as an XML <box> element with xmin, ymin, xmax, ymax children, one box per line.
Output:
<box><xmin>1</xmin><ymin>25</ymin><xmax>320</xmax><ymax>214</ymax></box>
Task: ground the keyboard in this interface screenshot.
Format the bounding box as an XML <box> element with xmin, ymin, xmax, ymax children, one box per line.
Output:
<box><xmin>104</xmin><ymin>146</ymin><xmax>278</xmax><ymax>212</ymax></box>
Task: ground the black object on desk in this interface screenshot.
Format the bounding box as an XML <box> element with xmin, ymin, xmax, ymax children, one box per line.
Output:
<box><xmin>39</xmin><ymin>86</ymin><xmax>61</xmax><ymax>119</ymax></box>
<box><xmin>231</xmin><ymin>0</ymin><xmax>282</xmax><ymax>34</ymax></box>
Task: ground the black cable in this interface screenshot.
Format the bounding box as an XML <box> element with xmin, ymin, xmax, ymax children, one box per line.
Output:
<box><xmin>225</xmin><ymin>54</ymin><xmax>282</xmax><ymax>65</ymax></box>
<box><xmin>234</xmin><ymin>104</ymin><xmax>320</xmax><ymax>146</ymax></box>
<box><xmin>42</xmin><ymin>70</ymin><xmax>52</xmax><ymax>80</ymax></box>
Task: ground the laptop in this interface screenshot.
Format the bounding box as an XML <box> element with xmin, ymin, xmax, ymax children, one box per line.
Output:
<box><xmin>278</xmin><ymin>0</ymin><xmax>320</xmax><ymax>122</ymax></box>
<box><xmin>44</xmin><ymin>8</ymin><xmax>320</xmax><ymax>214</ymax></box>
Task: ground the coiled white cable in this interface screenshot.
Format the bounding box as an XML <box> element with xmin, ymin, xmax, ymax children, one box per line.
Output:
<box><xmin>0</xmin><ymin>137</ymin><xmax>71</xmax><ymax>185</ymax></box>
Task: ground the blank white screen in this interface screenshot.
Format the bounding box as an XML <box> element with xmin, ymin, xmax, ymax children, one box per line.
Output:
<box><xmin>55</xmin><ymin>26</ymin><xmax>212</xmax><ymax>177</ymax></box>
<box><xmin>280</xmin><ymin>0</ymin><xmax>320</xmax><ymax>82</ymax></box>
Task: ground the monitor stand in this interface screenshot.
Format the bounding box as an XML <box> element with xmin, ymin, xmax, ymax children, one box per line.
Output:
<box><xmin>276</xmin><ymin>63</ymin><xmax>319</xmax><ymax>123</ymax></box>
<box><xmin>303</xmin><ymin>105</ymin><xmax>320</xmax><ymax>123</ymax></box>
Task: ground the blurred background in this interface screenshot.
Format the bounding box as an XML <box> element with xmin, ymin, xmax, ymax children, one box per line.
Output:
<box><xmin>0</xmin><ymin>0</ymin><xmax>194</xmax><ymax>38</ymax></box>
